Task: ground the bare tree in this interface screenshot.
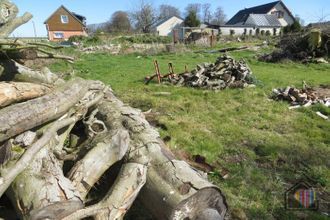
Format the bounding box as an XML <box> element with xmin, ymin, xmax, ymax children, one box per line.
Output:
<box><xmin>185</xmin><ymin>3</ymin><xmax>201</xmax><ymax>19</ymax></box>
<box><xmin>211</xmin><ymin>6</ymin><xmax>227</xmax><ymax>25</ymax></box>
<box><xmin>158</xmin><ymin>4</ymin><xmax>181</xmax><ymax>20</ymax></box>
<box><xmin>202</xmin><ymin>3</ymin><xmax>212</xmax><ymax>23</ymax></box>
<box><xmin>130</xmin><ymin>0</ymin><xmax>157</xmax><ymax>33</ymax></box>
<box><xmin>107</xmin><ymin>11</ymin><xmax>131</xmax><ymax>33</ymax></box>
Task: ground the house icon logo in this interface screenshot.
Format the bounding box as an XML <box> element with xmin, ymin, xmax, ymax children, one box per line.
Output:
<box><xmin>285</xmin><ymin>181</ymin><xmax>318</xmax><ymax>210</ymax></box>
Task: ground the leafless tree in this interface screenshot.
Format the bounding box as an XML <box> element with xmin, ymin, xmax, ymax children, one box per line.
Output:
<box><xmin>107</xmin><ymin>11</ymin><xmax>131</xmax><ymax>33</ymax></box>
<box><xmin>211</xmin><ymin>6</ymin><xmax>227</xmax><ymax>25</ymax></box>
<box><xmin>130</xmin><ymin>0</ymin><xmax>157</xmax><ymax>33</ymax></box>
<box><xmin>158</xmin><ymin>4</ymin><xmax>181</xmax><ymax>20</ymax></box>
<box><xmin>202</xmin><ymin>3</ymin><xmax>212</xmax><ymax>23</ymax></box>
<box><xmin>185</xmin><ymin>3</ymin><xmax>201</xmax><ymax>19</ymax></box>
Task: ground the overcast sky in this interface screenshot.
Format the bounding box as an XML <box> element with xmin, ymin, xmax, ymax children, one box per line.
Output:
<box><xmin>11</xmin><ymin>0</ymin><xmax>330</xmax><ymax>37</ymax></box>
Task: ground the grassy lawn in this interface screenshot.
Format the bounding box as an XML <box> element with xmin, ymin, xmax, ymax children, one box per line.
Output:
<box><xmin>51</xmin><ymin>46</ymin><xmax>329</xmax><ymax>219</ymax></box>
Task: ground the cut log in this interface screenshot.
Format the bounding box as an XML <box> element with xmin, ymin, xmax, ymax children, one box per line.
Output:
<box><xmin>96</xmin><ymin>88</ymin><xmax>228</xmax><ymax>220</ymax></box>
<box><xmin>63</xmin><ymin>162</ymin><xmax>147</xmax><ymax>220</ymax></box>
<box><xmin>0</xmin><ymin>59</ymin><xmax>64</xmax><ymax>84</ymax></box>
<box><xmin>68</xmin><ymin>129</ymin><xmax>130</xmax><ymax>199</ymax></box>
<box><xmin>0</xmin><ymin>0</ymin><xmax>32</xmax><ymax>38</ymax></box>
<box><xmin>0</xmin><ymin>81</ymin><xmax>50</xmax><ymax>107</ymax></box>
<box><xmin>0</xmin><ymin>78</ymin><xmax>99</xmax><ymax>142</ymax></box>
<box><xmin>7</xmin><ymin>125</ymin><xmax>83</xmax><ymax>220</ymax></box>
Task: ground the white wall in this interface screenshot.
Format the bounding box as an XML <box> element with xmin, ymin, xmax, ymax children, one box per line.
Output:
<box><xmin>156</xmin><ymin>17</ymin><xmax>184</xmax><ymax>36</ymax></box>
<box><xmin>220</xmin><ymin>27</ymin><xmax>281</xmax><ymax>36</ymax></box>
<box><xmin>268</xmin><ymin>3</ymin><xmax>295</xmax><ymax>26</ymax></box>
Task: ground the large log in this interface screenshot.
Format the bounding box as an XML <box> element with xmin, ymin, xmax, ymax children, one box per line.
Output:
<box><xmin>0</xmin><ymin>59</ymin><xmax>64</xmax><ymax>84</ymax></box>
<box><xmin>0</xmin><ymin>0</ymin><xmax>32</xmax><ymax>38</ymax></box>
<box><xmin>0</xmin><ymin>78</ymin><xmax>99</xmax><ymax>142</ymax></box>
<box><xmin>0</xmin><ymin>81</ymin><xmax>50</xmax><ymax>107</ymax></box>
<box><xmin>68</xmin><ymin>129</ymin><xmax>130</xmax><ymax>199</ymax></box>
<box><xmin>96</xmin><ymin>88</ymin><xmax>228</xmax><ymax>220</ymax></box>
<box><xmin>7</xmin><ymin>127</ymin><xmax>83</xmax><ymax>220</ymax></box>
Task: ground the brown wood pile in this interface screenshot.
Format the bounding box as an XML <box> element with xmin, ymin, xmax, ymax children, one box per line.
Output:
<box><xmin>167</xmin><ymin>55</ymin><xmax>256</xmax><ymax>90</ymax></box>
<box><xmin>0</xmin><ymin>1</ymin><xmax>228</xmax><ymax>219</ymax></box>
<box><xmin>272</xmin><ymin>85</ymin><xmax>330</xmax><ymax>108</ymax></box>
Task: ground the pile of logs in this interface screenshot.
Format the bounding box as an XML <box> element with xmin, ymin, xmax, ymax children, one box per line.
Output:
<box><xmin>272</xmin><ymin>85</ymin><xmax>330</xmax><ymax>108</ymax></box>
<box><xmin>0</xmin><ymin>1</ymin><xmax>228</xmax><ymax>219</ymax></box>
<box><xmin>167</xmin><ymin>55</ymin><xmax>255</xmax><ymax>90</ymax></box>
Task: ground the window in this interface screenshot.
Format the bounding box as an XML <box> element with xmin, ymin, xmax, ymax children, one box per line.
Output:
<box><xmin>272</xmin><ymin>11</ymin><xmax>284</xmax><ymax>18</ymax></box>
<box><xmin>61</xmin><ymin>15</ymin><xmax>69</xmax><ymax>23</ymax></box>
<box><xmin>54</xmin><ymin>32</ymin><xmax>64</xmax><ymax>39</ymax></box>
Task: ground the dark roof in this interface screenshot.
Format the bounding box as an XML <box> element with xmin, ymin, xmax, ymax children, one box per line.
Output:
<box><xmin>245</xmin><ymin>14</ymin><xmax>282</xmax><ymax>27</ymax></box>
<box><xmin>226</xmin><ymin>1</ymin><xmax>280</xmax><ymax>25</ymax></box>
<box><xmin>44</xmin><ymin>5</ymin><xmax>86</xmax><ymax>26</ymax></box>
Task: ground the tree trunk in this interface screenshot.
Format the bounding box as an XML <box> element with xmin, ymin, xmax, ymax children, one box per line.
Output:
<box><xmin>96</xmin><ymin>88</ymin><xmax>228</xmax><ymax>220</ymax></box>
<box><xmin>0</xmin><ymin>81</ymin><xmax>50</xmax><ymax>107</ymax></box>
<box><xmin>7</xmin><ymin>125</ymin><xmax>83</xmax><ymax>220</ymax></box>
<box><xmin>0</xmin><ymin>78</ymin><xmax>98</xmax><ymax>142</ymax></box>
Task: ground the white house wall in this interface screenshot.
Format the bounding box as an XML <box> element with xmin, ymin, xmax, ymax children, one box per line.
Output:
<box><xmin>156</xmin><ymin>17</ymin><xmax>184</xmax><ymax>36</ymax></box>
<box><xmin>268</xmin><ymin>3</ymin><xmax>295</xmax><ymax>26</ymax></box>
<box><xmin>220</xmin><ymin>27</ymin><xmax>281</xmax><ymax>36</ymax></box>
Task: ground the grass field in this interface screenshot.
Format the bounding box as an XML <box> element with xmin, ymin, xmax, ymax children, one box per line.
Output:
<box><xmin>51</xmin><ymin>45</ymin><xmax>330</xmax><ymax>219</ymax></box>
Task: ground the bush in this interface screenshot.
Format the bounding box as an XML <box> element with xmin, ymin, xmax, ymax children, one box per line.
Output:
<box><xmin>273</xmin><ymin>28</ymin><xmax>277</xmax><ymax>36</ymax></box>
<box><xmin>260</xmin><ymin>30</ymin><xmax>265</xmax><ymax>36</ymax></box>
<box><xmin>68</xmin><ymin>35</ymin><xmax>101</xmax><ymax>45</ymax></box>
<box><xmin>265</xmin><ymin>30</ymin><xmax>271</xmax><ymax>36</ymax></box>
<box><xmin>249</xmin><ymin>30</ymin><xmax>253</xmax><ymax>35</ymax></box>
<box><xmin>256</xmin><ymin>28</ymin><xmax>260</xmax><ymax>36</ymax></box>
<box><xmin>230</xmin><ymin>29</ymin><xmax>235</xmax><ymax>36</ymax></box>
<box><xmin>117</xmin><ymin>34</ymin><xmax>172</xmax><ymax>44</ymax></box>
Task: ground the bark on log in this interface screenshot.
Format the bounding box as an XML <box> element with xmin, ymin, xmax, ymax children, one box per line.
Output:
<box><xmin>63</xmin><ymin>162</ymin><xmax>147</xmax><ymax>220</ymax></box>
<box><xmin>96</xmin><ymin>88</ymin><xmax>228</xmax><ymax>220</ymax></box>
<box><xmin>68</xmin><ymin>129</ymin><xmax>130</xmax><ymax>199</ymax></box>
<box><xmin>0</xmin><ymin>81</ymin><xmax>50</xmax><ymax>107</ymax></box>
<box><xmin>0</xmin><ymin>59</ymin><xmax>64</xmax><ymax>84</ymax></box>
<box><xmin>7</xmin><ymin>131</ymin><xmax>83</xmax><ymax>220</ymax></box>
<box><xmin>0</xmin><ymin>78</ymin><xmax>97</xmax><ymax>142</ymax></box>
<box><xmin>0</xmin><ymin>1</ymin><xmax>32</xmax><ymax>38</ymax></box>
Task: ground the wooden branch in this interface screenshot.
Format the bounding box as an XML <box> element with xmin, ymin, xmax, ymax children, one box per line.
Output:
<box><xmin>7</xmin><ymin>125</ymin><xmax>83</xmax><ymax>219</ymax></box>
<box><xmin>97</xmin><ymin>88</ymin><xmax>228</xmax><ymax>220</ymax></box>
<box><xmin>0</xmin><ymin>116</ymin><xmax>78</xmax><ymax>198</ymax></box>
<box><xmin>0</xmin><ymin>81</ymin><xmax>50</xmax><ymax>108</ymax></box>
<box><xmin>0</xmin><ymin>59</ymin><xmax>64</xmax><ymax>84</ymax></box>
<box><xmin>36</xmin><ymin>48</ymin><xmax>74</xmax><ymax>62</ymax></box>
<box><xmin>0</xmin><ymin>12</ymin><xmax>32</xmax><ymax>38</ymax></box>
<box><xmin>0</xmin><ymin>78</ymin><xmax>93</xmax><ymax>142</ymax></box>
<box><xmin>62</xmin><ymin>162</ymin><xmax>147</xmax><ymax>220</ymax></box>
<box><xmin>68</xmin><ymin>129</ymin><xmax>130</xmax><ymax>199</ymax></box>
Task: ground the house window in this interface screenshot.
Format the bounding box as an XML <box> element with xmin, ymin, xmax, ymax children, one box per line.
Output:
<box><xmin>272</xmin><ymin>11</ymin><xmax>284</xmax><ymax>18</ymax></box>
<box><xmin>61</xmin><ymin>15</ymin><xmax>69</xmax><ymax>23</ymax></box>
<box><xmin>54</xmin><ymin>32</ymin><xmax>64</xmax><ymax>39</ymax></box>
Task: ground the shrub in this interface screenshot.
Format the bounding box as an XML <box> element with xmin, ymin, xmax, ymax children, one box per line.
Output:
<box><xmin>243</xmin><ymin>29</ymin><xmax>247</xmax><ymax>35</ymax></box>
<box><xmin>117</xmin><ymin>34</ymin><xmax>172</xmax><ymax>44</ymax></box>
<box><xmin>273</xmin><ymin>28</ymin><xmax>277</xmax><ymax>36</ymax></box>
<box><xmin>230</xmin><ymin>29</ymin><xmax>235</xmax><ymax>36</ymax></box>
<box><xmin>256</xmin><ymin>28</ymin><xmax>260</xmax><ymax>36</ymax></box>
<box><xmin>249</xmin><ymin>29</ymin><xmax>253</xmax><ymax>35</ymax></box>
<box><xmin>260</xmin><ymin>30</ymin><xmax>265</xmax><ymax>36</ymax></box>
<box><xmin>68</xmin><ymin>35</ymin><xmax>101</xmax><ymax>45</ymax></box>
<box><xmin>265</xmin><ymin>30</ymin><xmax>271</xmax><ymax>36</ymax></box>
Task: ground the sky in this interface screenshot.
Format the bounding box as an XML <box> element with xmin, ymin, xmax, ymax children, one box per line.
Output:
<box><xmin>11</xmin><ymin>0</ymin><xmax>330</xmax><ymax>37</ymax></box>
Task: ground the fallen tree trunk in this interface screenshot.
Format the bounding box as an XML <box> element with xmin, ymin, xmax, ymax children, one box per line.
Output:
<box><xmin>7</xmin><ymin>127</ymin><xmax>83</xmax><ymax>220</ymax></box>
<box><xmin>63</xmin><ymin>162</ymin><xmax>147</xmax><ymax>220</ymax></box>
<box><xmin>96</xmin><ymin>88</ymin><xmax>228</xmax><ymax>220</ymax></box>
<box><xmin>0</xmin><ymin>78</ymin><xmax>99</xmax><ymax>142</ymax></box>
<box><xmin>0</xmin><ymin>59</ymin><xmax>64</xmax><ymax>84</ymax></box>
<box><xmin>0</xmin><ymin>81</ymin><xmax>50</xmax><ymax>107</ymax></box>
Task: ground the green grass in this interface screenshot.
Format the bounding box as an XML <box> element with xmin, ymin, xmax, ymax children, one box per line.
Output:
<box><xmin>50</xmin><ymin>47</ymin><xmax>330</xmax><ymax>219</ymax></box>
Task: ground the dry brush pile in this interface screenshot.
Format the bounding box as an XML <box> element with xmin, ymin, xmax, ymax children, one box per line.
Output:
<box><xmin>0</xmin><ymin>1</ymin><xmax>227</xmax><ymax>219</ymax></box>
<box><xmin>166</xmin><ymin>55</ymin><xmax>256</xmax><ymax>90</ymax></box>
<box><xmin>259</xmin><ymin>28</ymin><xmax>330</xmax><ymax>63</ymax></box>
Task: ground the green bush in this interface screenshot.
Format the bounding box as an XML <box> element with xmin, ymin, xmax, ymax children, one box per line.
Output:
<box><xmin>117</xmin><ymin>34</ymin><xmax>172</xmax><ymax>44</ymax></box>
<box><xmin>260</xmin><ymin>30</ymin><xmax>265</xmax><ymax>36</ymax></box>
<box><xmin>230</xmin><ymin>29</ymin><xmax>235</xmax><ymax>36</ymax></box>
<box><xmin>265</xmin><ymin>30</ymin><xmax>271</xmax><ymax>36</ymax></box>
<box><xmin>68</xmin><ymin>35</ymin><xmax>101</xmax><ymax>45</ymax></box>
